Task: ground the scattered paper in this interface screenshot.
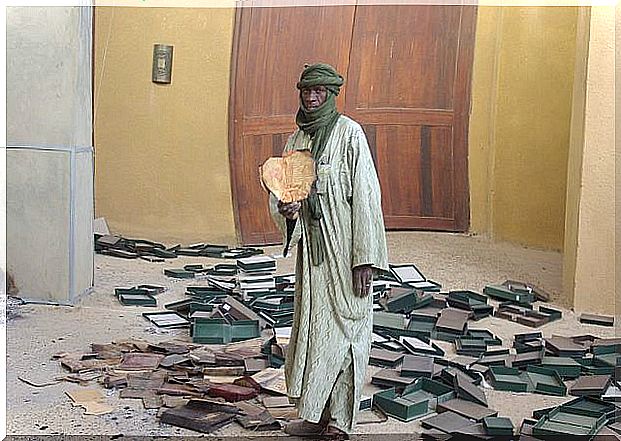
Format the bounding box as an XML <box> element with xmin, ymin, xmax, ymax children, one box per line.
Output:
<box><xmin>251</xmin><ymin>368</ymin><xmax>287</xmax><ymax>395</ymax></box>
<box><xmin>18</xmin><ymin>376</ymin><xmax>60</xmax><ymax>388</ymax></box>
<box><xmin>274</xmin><ymin>327</ymin><xmax>292</xmax><ymax>345</ymax></box>
<box><xmin>66</xmin><ymin>389</ymin><xmax>113</xmax><ymax>415</ymax></box>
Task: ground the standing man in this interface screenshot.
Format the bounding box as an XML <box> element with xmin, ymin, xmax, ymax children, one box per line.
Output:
<box><xmin>269</xmin><ymin>63</ymin><xmax>388</xmax><ymax>439</ymax></box>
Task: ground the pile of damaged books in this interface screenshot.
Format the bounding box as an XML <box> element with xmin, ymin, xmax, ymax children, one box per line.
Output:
<box><xmin>95</xmin><ymin>233</ymin><xmax>264</xmax><ymax>262</ymax></box>
<box><xmin>371</xmin><ymin>265</ymin><xmax>565</xmax><ymax>346</ymax></box>
<box><xmin>237</xmin><ymin>256</ymin><xmax>279</xmax><ymax>301</ymax></box>
<box><xmin>155</xmin><ymin>256</ymin><xmax>296</xmax><ymax>340</ymax></box>
<box><xmin>54</xmin><ymin>336</ymin><xmax>298</xmax><ymax>432</ymax></box>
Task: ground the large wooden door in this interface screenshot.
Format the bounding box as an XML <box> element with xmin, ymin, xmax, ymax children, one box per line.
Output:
<box><xmin>230</xmin><ymin>4</ymin><xmax>476</xmax><ymax>245</ymax></box>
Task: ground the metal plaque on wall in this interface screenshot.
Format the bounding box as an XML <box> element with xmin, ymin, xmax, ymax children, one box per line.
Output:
<box><xmin>152</xmin><ymin>44</ymin><xmax>173</xmax><ymax>84</ymax></box>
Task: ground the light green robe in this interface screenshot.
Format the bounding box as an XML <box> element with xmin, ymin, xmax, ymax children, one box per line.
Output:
<box><xmin>270</xmin><ymin>115</ymin><xmax>388</xmax><ymax>432</ymax></box>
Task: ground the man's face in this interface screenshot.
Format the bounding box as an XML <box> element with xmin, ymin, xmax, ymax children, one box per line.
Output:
<box><xmin>301</xmin><ymin>85</ymin><xmax>328</xmax><ymax>110</ymax></box>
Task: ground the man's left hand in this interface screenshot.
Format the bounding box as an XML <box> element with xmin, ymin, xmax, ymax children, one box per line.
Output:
<box><xmin>353</xmin><ymin>265</ymin><xmax>373</xmax><ymax>298</ymax></box>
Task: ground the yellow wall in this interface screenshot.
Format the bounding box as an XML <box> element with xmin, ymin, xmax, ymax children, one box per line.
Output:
<box><xmin>94</xmin><ymin>7</ymin><xmax>237</xmax><ymax>244</ymax></box>
<box><xmin>566</xmin><ymin>6</ymin><xmax>615</xmax><ymax>314</ymax></box>
<box><xmin>469</xmin><ymin>7</ymin><xmax>579</xmax><ymax>251</ymax></box>
<box><xmin>468</xmin><ymin>7</ymin><xmax>501</xmax><ymax>235</ymax></box>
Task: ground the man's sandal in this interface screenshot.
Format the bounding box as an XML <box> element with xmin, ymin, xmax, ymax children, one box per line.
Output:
<box><xmin>284</xmin><ymin>419</ymin><xmax>327</xmax><ymax>436</ymax></box>
<box><xmin>322</xmin><ymin>425</ymin><xmax>349</xmax><ymax>440</ymax></box>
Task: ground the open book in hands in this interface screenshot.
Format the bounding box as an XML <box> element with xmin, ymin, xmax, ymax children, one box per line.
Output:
<box><xmin>259</xmin><ymin>150</ymin><xmax>316</xmax><ymax>203</ymax></box>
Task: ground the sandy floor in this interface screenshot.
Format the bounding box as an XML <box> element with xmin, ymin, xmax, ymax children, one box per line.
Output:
<box><xmin>5</xmin><ymin>231</ymin><xmax>617</xmax><ymax>438</ymax></box>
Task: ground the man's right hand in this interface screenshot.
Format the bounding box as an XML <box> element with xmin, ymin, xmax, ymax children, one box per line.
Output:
<box><xmin>277</xmin><ymin>201</ymin><xmax>301</xmax><ymax>220</ymax></box>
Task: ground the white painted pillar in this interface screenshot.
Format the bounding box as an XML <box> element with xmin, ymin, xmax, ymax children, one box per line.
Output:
<box><xmin>6</xmin><ymin>6</ymin><xmax>94</xmax><ymax>304</ymax></box>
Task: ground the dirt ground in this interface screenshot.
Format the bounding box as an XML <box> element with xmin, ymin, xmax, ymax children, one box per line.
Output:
<box><xmin>5</xmin><ymin>231</ymin><xmax>618</xmax><ymax>438</ymax></box>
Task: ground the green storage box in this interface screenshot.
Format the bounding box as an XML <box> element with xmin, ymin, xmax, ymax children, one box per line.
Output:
<box><xmin>541</xmin><ymin>356</ymin><xmax>582</xmax><ymax>379</ymax></box>
<box><xmin>532</xmin><ymin>405</ymin><xmax>607</xmax><ymax>438</ymax></box>
<box><xmin>560</xmin><ymin>396</ymin><xmax>617</xmax><ymax>421</ymax></box>
<box><xmin>406</xmin><ymin>318</ymin><xmax>436</xmax><ymax>338</ymax></box>
<box><xmin>483</xmin><ymin>284</ymin><xmax>535</xmax><ymax>305</ymax></box>
<box><xmin>373</xmin><ymin>387</ymin><xmax>430</xmax><ymax>422</ymax></box>
<box><xmin>483</xmin><ymin>416</ymin><xmax>514</xmax><ymax>436</ymax></box>
<box><xmin>488</xmin><ymin>365</ymin><xmax>566</xmax><ymax>396</ymax></box>
<box><xmin>115</xmin><ymin>287</ymin><xmax>149</xmax><ymax>297</ymax></box>
<box><xmin>403</xmin><ymin>378</ymin><xmax>455</xmax><ymax>409</ymax></box>
<box><xmin>487</xmin><ymin>366</ymin><xmax>530</xmax><ymax>392</ymax></box>
<box><xmin>373</xmin><ymin>378</ymin><xmax>454</xmax><ymax>422</ymax></box>
<box><xmin>454</xmin><ymin>337</ymin><xmax>487</xmax><ymax>356</ymax></box>
<box><xmin>118</xmin><ymin>293</ymin><xmax>157</xmax><ymax>306</ymax></box>
<box><xmin>468</xmin><ymin>329</ymin><xmax>502</xmax><ymax>346</ymax></box>
<box><xmin>164</xmin><ymin>268</ymin><xmax>195</xmax><ymax>279</ymax></box>
<box><xmin>191</xmin><ymin>318</ymin><xmax>232</xmax><ymax>344</ymax></box>
<box><xmin>525</xmin><ymin>365</ymin><xmax>567</xmax><ymax>396</ymax></box>
<box><xmin>380</xmin><ymin>287</ymin><xmax>432</xmax><ymax>313</ymax></box>
<box><xmin>231</xmin><ymin>320</ymin><xmax>260</xmax><ymax>342</ymax></box>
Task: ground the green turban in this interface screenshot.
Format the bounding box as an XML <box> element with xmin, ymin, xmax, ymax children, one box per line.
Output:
<box><xmin>296</xmin><ymin>63</ymin><xmax>344</xmax><ymax>96</ymax></box>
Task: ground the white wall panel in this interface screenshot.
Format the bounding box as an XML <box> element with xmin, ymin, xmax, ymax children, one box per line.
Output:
<box><xmin>7</xmin><ymin>149</ymin><xmax>71</xmax><ymax>302</ymax></box>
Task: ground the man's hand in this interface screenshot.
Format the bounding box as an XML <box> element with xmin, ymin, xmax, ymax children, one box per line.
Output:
<box><xmin>277</xmin><ymin>200</ymin><xmax>301</xmax><ymax>220</ymax></box>
<box><xmin>353</xmin><ymin>264</ymin><xmax>373</xmax><ymax>298</ymax></box>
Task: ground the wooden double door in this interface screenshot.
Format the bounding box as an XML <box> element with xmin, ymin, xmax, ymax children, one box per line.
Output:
<box><xmin>229</xmin><ymin>4</ymin><xmax>476</xmax><ymax>245</ymax></box>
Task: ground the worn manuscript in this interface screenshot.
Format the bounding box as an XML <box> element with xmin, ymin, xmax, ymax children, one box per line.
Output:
<box><xmin>259</xmin><ymin>150</ymin><xmax>315</xmax><ymax>203</ymax></box>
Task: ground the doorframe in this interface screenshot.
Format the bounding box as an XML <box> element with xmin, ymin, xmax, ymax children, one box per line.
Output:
<box><xmin>452</xmin><ymin>5</ymin><xmax>477</xmax><ymax>232</ymax></box>
<box><xmin>227</xmin><ymin>4</ymin><xmax>249</xmax><ymax>245</ymax></box>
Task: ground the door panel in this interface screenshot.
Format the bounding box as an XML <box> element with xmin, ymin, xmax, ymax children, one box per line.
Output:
<box><xmin>241</xmin><ymin>6</ymin><xmax>355</xmax><ymax>117</ymax></box>
<box><xmin>373</xmin><ymin>125</ymin><xmax>454</xmax><ymax>221</ymax></box>
<box><xmin>374</xmin><ymin>125</ymin><xmax>422</xmax><ymax>217</ymax></box>
<box><xmin>346</xmin><ymin>6</ymin><xmax>461</xmax><ymax>110</ymax></box>
<box><xmin>429</xmin><ymin>126</ymin><xmax>454</xmax><ymax>218</ymax></box>
<box><xmin>345</xmin><ymin>5</ymin><xmax>474</xmax><ymax>231</ymax></box>
<box><xmin>230</xmin><ymin>4</ymin><xmax>476</xmax><ymax>244</ymax></box>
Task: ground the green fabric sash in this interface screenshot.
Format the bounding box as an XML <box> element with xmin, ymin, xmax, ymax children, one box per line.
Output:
<box><xmin>295</xmin><ymin>64</ymin><xmax>344</xmax><ymax>266</ymax></box>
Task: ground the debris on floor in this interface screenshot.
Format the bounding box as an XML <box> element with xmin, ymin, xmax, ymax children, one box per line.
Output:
<box><xmin>6</xmin><ymin>295</ymin><xmax>23</xmax><ymax>321</ymax></box>
<box><xmin>66</xmin><ymin>389</ymin><xmax>114</xmax><ymax>415</ymax></box>
<box><xmin>53</xmin><ymin>335</ymin><xmax>291</xmax><ymax>433</ymax></box>
<box><xmin>52</xmin><ymin>255</ymin><xmax>620</xmax><ymax>438</ymax></box>
<box><xmin>18</xmin><ymin>375</ymin><xmax>61</xmax><ymax>388</ymax></box>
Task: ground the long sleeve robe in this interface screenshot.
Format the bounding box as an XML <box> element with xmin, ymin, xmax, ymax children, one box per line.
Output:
<box><xmin>270</xmin><ymin>115</ymin><xmax>388</xmax><ymax>432</ymax></box>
